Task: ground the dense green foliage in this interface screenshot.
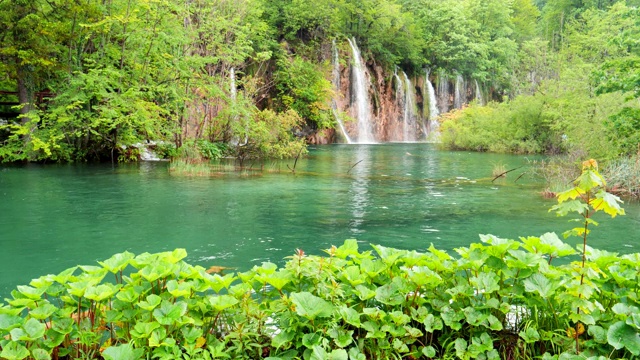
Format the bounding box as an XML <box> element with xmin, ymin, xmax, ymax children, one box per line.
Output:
<box><xmin>1</xmin><ymin>0</ymin><xmax>638</xmax><ymax>163</ymax></box>
<box><xmin>440</xmin><ymin>1</ymin><xmax>640</xmax><ymax>161</ymax></box>
<box><xmin>0</xmin><ymin>163</ymin><xmax>637</xmax><ymax>360</ymax></box>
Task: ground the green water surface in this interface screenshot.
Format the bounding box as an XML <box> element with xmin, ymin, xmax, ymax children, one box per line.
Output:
<box><xmin>1</xmin><ymin>144</ymin><xmax>638</xmax><ymax>295</ymax></box>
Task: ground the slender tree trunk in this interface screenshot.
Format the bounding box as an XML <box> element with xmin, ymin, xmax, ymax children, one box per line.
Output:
<box><xmin>16</xmin><ymin>65</ymin><xmax>33</xmax><ymax>125</ymax></box>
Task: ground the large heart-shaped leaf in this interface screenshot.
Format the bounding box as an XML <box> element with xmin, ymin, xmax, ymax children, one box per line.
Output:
<box><xmin>290</xmin><ymin>292</ymin><xmax>333</xmax><ymax>320</ymax></box>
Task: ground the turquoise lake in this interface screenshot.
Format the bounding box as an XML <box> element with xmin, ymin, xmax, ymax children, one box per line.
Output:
<box><xmin>1</xmin><ymin>143</ymin><xmax>639</xmax><ymax>296</ymax></box>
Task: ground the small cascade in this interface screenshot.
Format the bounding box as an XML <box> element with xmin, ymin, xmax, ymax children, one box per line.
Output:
<box><xmin>331</xmin><ymin>40</ymin><xmax>352</xmax><ymax>144</ymax></box>
<box><xmin>475</xmin><ymin>80</ymin><xmax>483</xmax><ymax>105</ymax></box>
<box><xmin>401</xmin><ymin>71</ymin><xmax>418</xmax><ymax>141</ymax></box>
<box><xmin>424</xmin><ymin>69</ymin><xmax>440</xmax><ymax>133</ymax></box>
<box><xmin>454</xmin><ymin>74</ymin><xmax>464</xmax><ymax>109</ymax></box>
<box><xmin>437</xmin><ymin>69</ymin><xmax>449</xmax><ymax>114</ymax></box>
<box><xmin>230</xmin><ymin>67</ymin><xmax>236</xmax><ymax>101</ymax></box>
<box><xmin>347</xmin><ymin>38</ymin><xmax>375</xmax><ymax>144</ymax></box>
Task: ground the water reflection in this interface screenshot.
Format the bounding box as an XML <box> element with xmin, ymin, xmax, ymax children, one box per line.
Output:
<box><xmin>349</xmin><ymin>146</ymin><xmax>371</xmax><ymax>236</ymax></box>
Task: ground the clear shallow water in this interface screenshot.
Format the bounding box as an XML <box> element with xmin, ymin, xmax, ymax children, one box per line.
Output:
<box><xmin>1</xmin><ymin>143</ymin><xmax>639</xmax><ymax>296</ymax></box>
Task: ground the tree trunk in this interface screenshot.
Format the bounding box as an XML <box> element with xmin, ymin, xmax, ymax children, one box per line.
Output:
<box><xmin>16</xmin><ymin>65</ymin><xmax>33</xmax><ymax>125</ymax></box>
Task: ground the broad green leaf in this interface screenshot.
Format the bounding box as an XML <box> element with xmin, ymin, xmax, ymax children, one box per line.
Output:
<box><xmin>422</xmin><ymin>346</ymin><xmax>436</xmax><ymax>357</ymax></box>
<box><xmin>31</xmin><ymin>348</ymin><xmax>51</xmax><ymax>360</ymax></box>
<box><xmin>524</xmin><ymin>273</ymin><xmax>559</xmax><ymax>298</ymax></box>
<box><xmin>84</xmin><ymin>283</ymin><xmax>120</xmax><ymax>302</ymax></box>
<box><xmin>348</xmin><ymin>347</ymin><xmax>367</xmax><ymax>360</ymax></box>
<box><xmin>588</xmin><ymin>325</ymin><xmax>607</xmax><ymax>344</ymax></box>
<box><xmin>328</xmin><ymin>327</ymin><xmax>353</xmax><ymax>348</ymax></box>
<box><xmin>334</xmin><ymin>239</ymin><xmax>360</xmax><ymax>259</ymax></box>
<box><xmin>290</xmin><ymin>292</ymin><xmax>333</xmax><ymax>320</ymax></box>
<box><xmin>272</xmin><ymin>329</ymin><xmax>296</xmax><ymax>349</ymax></box>
<box><xmin>152</xmin><ymin>300</ymin><xmax>188</xmax><ymax>325</ymax></box>
<box><xmin>130</xmin><ymin>321</ymin><xmax>161</xmax><ymax>339</ymax></box>
<box><xmin>166</xmin><ymin>279</ymin><xmax>192</xmax><ymax>298</ymax></box>
<box><xmin>0</xmin><ymin>313</ymin><xmax>23</xmax><ymax>330</ymax></box>
<box><xmin>341</xmin><ymin>266</ymin><xmax>365</xmax><ymax>286</ymax></box>
<box><xmin>337</xmin><ymin>306</ymin><xmax>361</xmax><ymax>327</ymax></box>
<box><xmin>29</xmin><ymin>303</ymin><xmax>57</xmax><ymax>320</ymax></box>
<box><xmin>520</xmin><ymin>327</ymin><xmax>540</xmax><ymax>343</ymax></box>
<box><xmin>137</xmin><ymin>294</ymin><xmax>162</xmax><ymax>311</ymax></box>
<box><xmin>148</xmin><ymin>327</ymin><xmax>168</xmax><ymax>348</ymax></box>
<box><xmin>209</xmin><ymin>294</ymin><xmax>239</xmax><ymax>311</ymax></box>
<box><xmin>302</xmin><ymin>332</ymin><xmax>323</xmax><ymax>348</ymax></box>
<box><xmin>102</xmin><ymin>343</ymin><xmax>145</xmax><ymax>360</ymax></box>
<box><xmin>264</xmin><ymin>270</ymin><xmax>292</xmax><ymax>291</ymax></box>
<box><xmin>10</xmin><ymin>318</ymin><xmax>46</xmax><ymax>341</ymax></box>
<box><xmin>375</xmin><ymin>281</ymin><xmax>404</xmax><ymax>305</ymax></box>
<box><xmin>550</xmin><ymin>200</ymin><xmax>588</xmax><ymax>216</ymax></box>
<box><xmin>393</xmin><ymin>337</ymin><xmax>409</xmax><ymax>353</ymax></box>
<box><xmin>0</xmin><ymin>342</ymin><xmax>30</xmax><ymax>360</ymax></box>
<box><xmin>423</xmin><ymin>313</ymin><xmax>443</xmax><ymax>332</ymax></box>
<box><xmin>98</xmin><ymin>251</ymin><xmax>134</xmax><ymax>273</ymax></box>
<box><xmin>470</xmin><ymin>272</ymin><xmax>500</xmax><ymax>294</ymax></box>
<box><xmin>205</xmin><ymin>273</ymin><xmax>236</xmax><ymax>293</ymax></box>
<box><xmin>354</xmin><ymin>284</ymin><xmax>376</xmax><ymax>300</ymax></box>
<box><xmin>53</xmin><ymin>267</ymin><xmax>77</xmax><ymax>284</ymax></box>
<box><xmin>404</xmin><ymin>266</ymin><xmax>442</xmax><ymax>288</ymax></box>
<box><xmin>607</xmin><ymin>321</ymin><xmax>640</xmax><ymax>355</ymax></box>
<box><xmin>591</xmin><ymin>191</ymin><xmax>625</xmax><ymax>217</ymax></box>
<box><xmin>16</xmin><ymin>285</ymin><xmax>46</xmax><ymax>300</ymax></box>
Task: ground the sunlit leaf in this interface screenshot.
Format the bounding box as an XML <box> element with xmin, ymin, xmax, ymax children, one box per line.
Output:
<box><xmin>290</xmin><ymin>292</ymin><xmax>334</xmax><ymax>320</ymax></box>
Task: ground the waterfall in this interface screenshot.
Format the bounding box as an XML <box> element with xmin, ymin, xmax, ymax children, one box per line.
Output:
<box><xmin>331</xmin><ymin>40</ymin><xmax>352</xmax><ymax>144</ymax></box>
<box><xmin>425</xmin><ymin>69</ymin><xmax>440</xmax><ymax>133</ymax></box>
<box><xmin>454</xmin><ymin>74</ymin><xmax>464</xmax><ymax>109</ymax></box>
<box><xmin>347</xmin><ymin>38</ymin><xmax>375</xmax><ymax>144</ymax></box>
<box><xmin>475</xmin><ymin>80</ymin><xmax>483</xmax><ymax>105</ymax></box>
<box><xmin>401</xmin><ymin>71</ymin><xmax>418</xmax><ymax>142</ymax></box>
<box><xmin>437</xmin><ymin>69</ymin><xmax>449</xmax><ymax>114</ymax></box>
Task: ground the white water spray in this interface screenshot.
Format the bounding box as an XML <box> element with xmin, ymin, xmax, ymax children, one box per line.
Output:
<box><xmin>425</xmin><ymin>69</ymin><xmax>440</xmax><ymax>134</ymax></box>
<box><xmin>347</xmin><ymin>38</ymin><xmax>375</xmax><ymax>144</ymax></box>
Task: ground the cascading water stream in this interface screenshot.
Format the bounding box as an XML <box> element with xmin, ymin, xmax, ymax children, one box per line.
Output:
<box><xmin>332</xmin><ymin>40</ymin><xmax>352</xmax><ymax>144</ymax></box>
<box><xmin>454</xmin><ymin>74</ymin><xmax>464</xmax><ymax>109</ymax></box>
<box><xmin>401</xmin><ymin>71</ymin><xmax>418</xmax><ymax>141</ymax></box>
<box><xmin>424</xmin><ymin>69</ymin><xmax>440</xmax><ymax>134</ymax></box>
<box><xmin>475</xmin><ymin>80</ymin><xmax>483</xmax><ymax>105</ymax></box>
<box><xmin>437</xmin><ymin>69</ymin><xmax>449</xmax><ymax>114</ymax></box>
<box><xmin>347</xmin><ymin>38</ymin><xmax>375</xmax><ymax>144</ymax></box>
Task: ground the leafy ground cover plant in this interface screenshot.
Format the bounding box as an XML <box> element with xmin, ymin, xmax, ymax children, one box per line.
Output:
<box><xmin>1</xmin><ymin>163</ymin><xmax>638</xmax><ymax>360</ymax></box>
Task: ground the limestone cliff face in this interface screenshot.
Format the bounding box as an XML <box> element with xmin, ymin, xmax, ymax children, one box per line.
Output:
<box><xmin>310</xmin><ymin>39</ymin><xmax>487</xmax><ymax>144</ymax></box>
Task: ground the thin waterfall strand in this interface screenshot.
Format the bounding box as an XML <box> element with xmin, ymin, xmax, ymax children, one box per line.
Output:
<box><xmin>437</xmin><ymin>69</ymin><xmax>449</xmax><ymax>114</ymax></box>
<box><xmin>454</xmin><ymin>74</ymin><xmax>464</xmax><ymax>109</ymax></box>
<box><xmin>402</xmin><ymin>71</ymin><xmax>418</xmax><ymax>141</ymax></box>
<box><xmin>475</xmin><ymin>80</ymin><xmax>483</xmax><ymax>105</ymax></box>
<box><xmin>332</xmin><ymin>40</ymin><xmax>352</xmax><ymax>143</ymax></box>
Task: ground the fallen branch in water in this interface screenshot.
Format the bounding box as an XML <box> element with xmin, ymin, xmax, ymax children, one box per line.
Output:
<box><xmin>347</xmin><ymin>159</ymin><xmax>364</xmax><ymax>174</ymax></box>
<box><xmin>492</xmin><ymin>166</ymin><xmax>522</xmax><ymax>183</ymax></box>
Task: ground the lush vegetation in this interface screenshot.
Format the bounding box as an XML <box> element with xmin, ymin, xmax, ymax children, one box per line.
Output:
<box><xmin>4</xmin><ymin>0</ymin><xmax>636</xmax><ymax>163</ymax></box>
<box><xmin>0</xmin><ymin>163</ymin><xmax>636</xmax><ymax>359</ymax></box>
<box><xmin>439</xmin><ymin>2</ymin><xmax>640</xmax><ymax>161</ymax></box>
